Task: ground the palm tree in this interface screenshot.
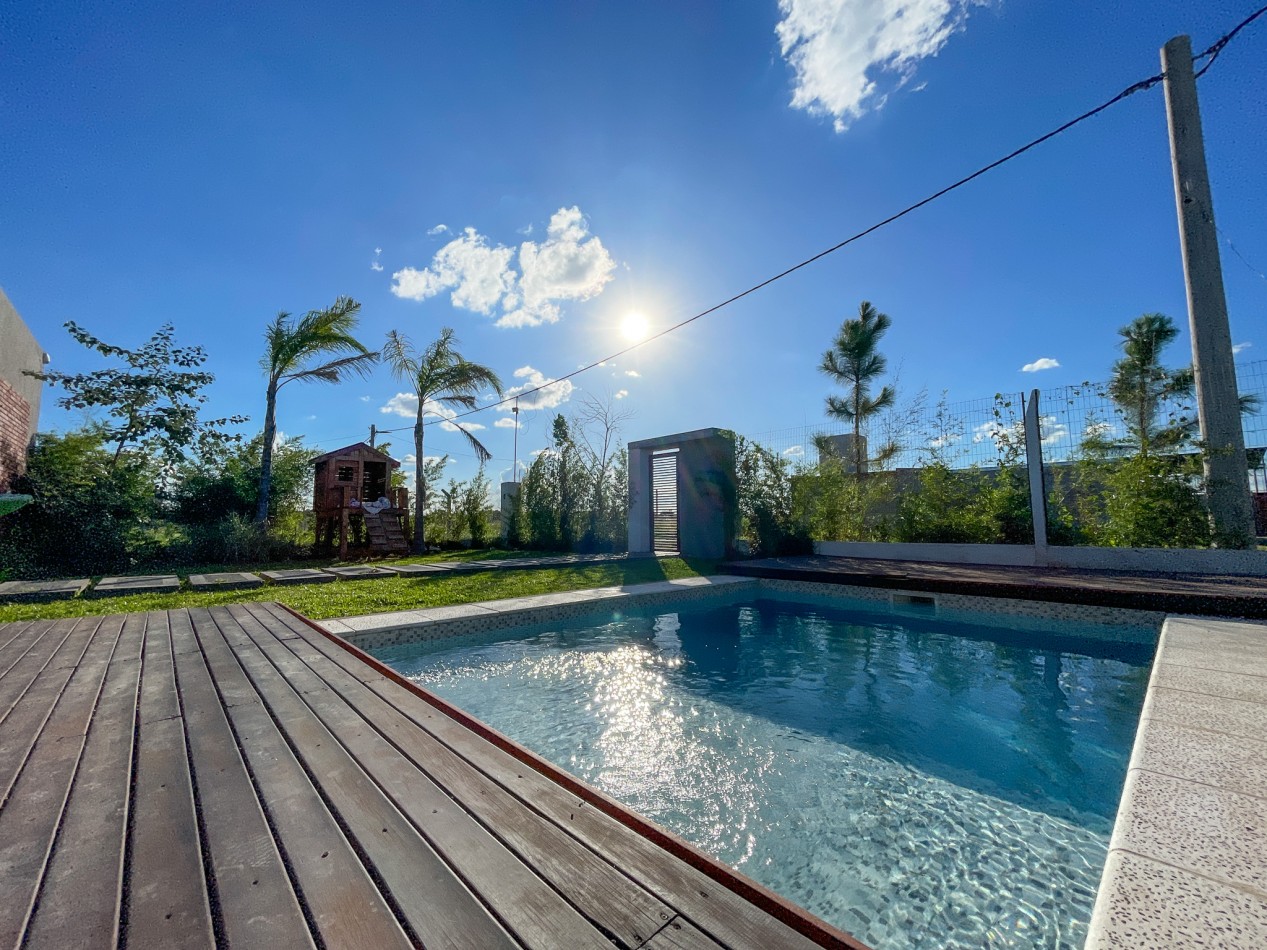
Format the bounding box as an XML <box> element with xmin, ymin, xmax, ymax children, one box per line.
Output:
<box><xmin>819</xmin><ymin>301</ymin><xmax>896</xmax><ymax>474</ymax></box>
<box><xmin>382</xmin><ymin>327</ymin><xmax>503</xmax><ymax>552</ymax></box>
<box><xmin>1106</xmin><ymin>312</ymin><xmax>1190</xmax><ymax>457</ymax></box>
<box><xmin>256</xmin><ymin>297</ymin><xmax>377</xmax><ymax>522</ymax></box>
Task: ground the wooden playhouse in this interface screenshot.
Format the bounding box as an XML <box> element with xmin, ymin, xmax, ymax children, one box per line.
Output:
<box><xmin>311</xmin><ymin>442</ymin><xmax>411</xmax><ymax>558</ymax></box>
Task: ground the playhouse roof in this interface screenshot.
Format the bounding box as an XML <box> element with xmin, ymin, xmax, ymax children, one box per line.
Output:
<box><xmin>311</xmin><ymin>442</ymin><xmax>401</xmax><ymax>468</ymax></box>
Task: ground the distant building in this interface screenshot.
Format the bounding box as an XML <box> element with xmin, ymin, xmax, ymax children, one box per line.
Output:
<box><xmin>0</xmin><ymin>289</ymin><xmax>46</xmax><ymax>491</ymax></box>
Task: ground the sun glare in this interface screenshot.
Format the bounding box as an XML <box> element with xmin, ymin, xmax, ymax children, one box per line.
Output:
<box><xmin>620</xmin><ymin>311</ymin><xmax>650</xmax><ymax>342</ymax></box>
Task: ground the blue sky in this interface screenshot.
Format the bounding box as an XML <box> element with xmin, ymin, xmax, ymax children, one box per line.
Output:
<box><xmin>3</xmin><ymin>0</ymin><xmax>1264</xmax><ymax>486</ymax></box>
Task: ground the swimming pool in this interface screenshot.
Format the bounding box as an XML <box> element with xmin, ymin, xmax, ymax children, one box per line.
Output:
<box><xmin>376</xmin><ymin>593</ymin><xmax>1154</xmax><ymax>949</ymax></box>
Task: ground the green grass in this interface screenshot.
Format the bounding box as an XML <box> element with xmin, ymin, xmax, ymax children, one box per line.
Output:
<box><xmin>0</xmin><ymin>557</ymin><xmax>718</xmax><ymax>624</ymax></box>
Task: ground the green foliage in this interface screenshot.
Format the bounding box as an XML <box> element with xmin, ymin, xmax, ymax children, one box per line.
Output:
<box><xmin>0</xmin><ymin>428</ymin><xmax>160</xmax><ymax>577</ymax></box>
<box><xmin>172</xmin><ymin>433</ymin><xmax>314</xmax><ymax>525</ymax></box>
<box><xmin>1072</xmin><ymin>452</ymin><xmax>1210</xmax><ymax>548</ymax></box>
<box><xmin>462</xmin><ymin>466</ymin><xmax>492</xmax><ymax>548</ymax></box>
<box><xmin>791</xmin><ymin>457</ymin><xmax>892</xmax><ymax>542</ymax></box>
<box><xmin>734</xmin><ymin>436</ymin><xmax>808</xmax><ymax>555</ymax></box>
<box><xmin>382</xmin><ymin>327</ymin><xmax>504</xmax><ymax>551</ymax></box>
<box><xmin>521</xmin><ymin>450</ymin><xmax>561</xmax><ymax>550</ymax></box>
<box><xmin>257</xmin><ymin>297</ymin><xmax>376</xmax><ymax>522</ymax></box>
<box><xmin>820</xmin><ymin>301</ymin><xmax>898</xmax><ymax>473</ymax></box>
<box><xmin>28</xmin><ymin>322</ymin><xmax>247</xmax><ymax>465</ymax></box>
<box><xmin>1107</xmin><ymin>313</ymin><xmax>1194</xmax><ymax>456</ymax></box>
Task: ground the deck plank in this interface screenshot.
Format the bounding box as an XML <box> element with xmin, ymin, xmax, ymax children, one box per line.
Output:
<box><xmin>173</xmin><ymin>610</ymin><xmax>315</xmax><ymax>950</ymax></box>
<box><xmin>230</xmin><ymin>603</ymin><xmax>620</xmax><ymax>950</ymax></box>
<box><xmin>0</xmin><ymin>617</ymin><xmax>87</xmax><ymax>724</ymax></box>
<box><xmin>189</xmin><ymin>609</ymin><xmax>414</xmax><ymax>950</ymax></box>
<box><xmin>246</xmin><ymin>601</ymin><xmax>676</xmax><ymax>948</ymax></box>
<box><xmin>268</xmin><ymin>604</ymin><xmax>830</xmax><ymax>950</ymax></box>
<box><xmin>0</xmin><ymin>619</ymin><xmax>38</xmax><ymax>658</ymax></box>
<box><xmin>22</xmin><ymin>614</ymin><xmax>145</xmax><ymax>950</ymax></box>
<box><xmin>0</xmin><ymin>615</ymin><xmax>121</xmax><ymax>947</ymax></box>
<box><xmin>126</xmin><ymin>612</ymin><xmax>215</xmax><ymax>949</ymax></box>
<box><xmin>0</xmin><ymin>618</ymin><xmax>100</xmax><ymax>807</ymax></box>
<box><xmin>209</xmin><ymin>605</ymin><xmax>521</xmax><ymax>950</ymax></box>
<box><xmin>640</xmin><ymin>917</ymin><xmax>728</xmax><ymax>949</ymax></box>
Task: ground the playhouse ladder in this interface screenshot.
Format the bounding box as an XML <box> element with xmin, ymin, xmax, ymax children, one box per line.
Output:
<box><xmin>362</xmin><ymin>510</ymin><xmax>409</xmax><ymax>554</ymax></box>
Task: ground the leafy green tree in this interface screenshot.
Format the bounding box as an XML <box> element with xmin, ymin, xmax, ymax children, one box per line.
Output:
<box><xmin>522</xmin><ymin>450</ymin><xmax>561</xmax><ymax>550</ymax></box>
<box><xmin>551</xmin><ymin>414</ymin><xmax>582</xmax><ymax>550</ymax></box>
<box><xmin>734</xmin><ymin>436</ymin><xmax>806</xmax><ymax>555</ymax></box>
<box><xmin>28</xmin><ymin>322</ymin><xmax>246</xmax><ymax>467</ymax></box>
<box><xmin>382</xmin><ymin>327</ymin><xmax>503</xmax><ymax>552</ymax></box>
<box><xmin>462</xmin><ymin>465</ymin><xmax>492</xmax><ymax>548</ymax></box>
<box><xmin>257</xmin><ymin>297</ymin><xmax>376</xmax><ymax>522</ymax></box>
<box><xmin>174</xmin><ymin>432</ymin><xmax>315</xmax><ymax>525</ymax></box>
<box><xmin>819</xmin><ymin>301</ymin><xmax>898</xmax><ymax>474</ymax></box>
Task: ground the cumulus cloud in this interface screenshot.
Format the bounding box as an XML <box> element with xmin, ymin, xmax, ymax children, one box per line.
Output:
<box><xmin>392</xmin><ymin>207</ymin><xmax>615</xmax><ymax>329</ymax></box>
<box><xmin>494</xmin><ymin>417</ymin><xmax>521</xmax><ymax>429</ymax></box>
<box><xmin>1021</xmin><ymin>357</ymin><xmax>1061</xmax><ymax>373</ymax></box>
<box><xmin>370</xmin><ymin>261</ymin><xmax>384</xmax><ymax>272</ymax></box>
<box><xmin>427</xmin><ymin>224</ymin><xmax>449</xmax><ymax>235</ymax></box>
<box><xmin>499</xmin><ymin>366</ymin><xmax>575</xmax><ymax>412</ymax></box>
<box><xmin>379</xmin><ymin>392</ymin><xmax>485</xmax><ymax>431</ymax></box>
<box><xmin>1038</xmin><ymin>416</ymin><xmax>1070</xmax><ymax>447</ymax></box>
<box><xmin>614</xmin><ymin>389</ymin><xmax>629</xmax><ymax>399</ymax></box>
<box><xmin>624</xmin><ymin>369</ymin><xmax>641</xmax><ymax>378</ymax></box>
<box><xmin>783</xmin><ymin>445</ymin><xmax>805</xmax><ymax>456</ymax></box>
<box><xmin>776</xmin><ymin>0</ymin><xmax>978</xmax><ymax>132</ymax></box>
<box><xmin>391</xmin><ymin>228</ymin><xmax>517</xmax><ymax>314</ymax></box>
<box><xmin>1233</xmin><ymin>341</ymin><xmax>1253</xmax><ymax>355</ymax></box>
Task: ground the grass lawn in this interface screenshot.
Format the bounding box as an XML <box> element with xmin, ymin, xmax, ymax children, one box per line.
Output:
<box><xmin>0</xmin><ymin>556</ymin><xmax>718</xmax><ymax>624</ymax></box>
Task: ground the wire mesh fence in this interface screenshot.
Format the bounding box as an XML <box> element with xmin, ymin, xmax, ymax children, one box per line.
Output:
<box><xmin>745</xmin><ymin>357</ymin><xmax>1267</xmax><ymax>473</ymax></box>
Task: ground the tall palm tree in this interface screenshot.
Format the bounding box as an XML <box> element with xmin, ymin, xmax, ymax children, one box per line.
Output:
<box><xmin>1106</xmin><ymin>312</ymin><xmax>1194</xmax><ymax>457</ymax></box>
<box><xmin>819</xmin><ymin>301</ymin><xmax>896</xmax><ymax>474</ymax></box>
<box><xmin>256</xmin><ymin>297</ymin><xmax>377</xmax><ymax>522</ymax></box>
<box><xmin>382</xmin><ymin>327</ymin><xmax>503</xmax><ymax>552</ymax></box>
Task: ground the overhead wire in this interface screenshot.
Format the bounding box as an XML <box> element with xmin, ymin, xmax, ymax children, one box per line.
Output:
<box><xmin>409</xmin><ymin>8</ymin><xmax>1265</xmax><ymax>432</ymax></box>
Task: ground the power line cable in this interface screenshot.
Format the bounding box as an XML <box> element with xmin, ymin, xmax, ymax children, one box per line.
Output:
<box><xmin>423</xmin><ymin>7</ymin><xmax>1265</xmax><ymax>431</ymax></box>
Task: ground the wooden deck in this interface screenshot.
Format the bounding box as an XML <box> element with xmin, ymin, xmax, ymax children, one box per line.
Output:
<box><xmin>0</xmin><ymin>603</ymin><xmax>864</xmax><ymax>950</ymax></box>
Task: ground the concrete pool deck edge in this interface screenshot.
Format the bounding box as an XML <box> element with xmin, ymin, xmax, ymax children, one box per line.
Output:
<box><xmin>1086</xmin><ymin>614</ymin><xmax>1267</xmax><ymax>948</ymax></box>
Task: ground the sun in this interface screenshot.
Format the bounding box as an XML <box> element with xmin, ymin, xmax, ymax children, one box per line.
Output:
<box><xmin>620</xmin><ymin>311</ymin><xmax>650</xmax><ymax>342</ymax></box>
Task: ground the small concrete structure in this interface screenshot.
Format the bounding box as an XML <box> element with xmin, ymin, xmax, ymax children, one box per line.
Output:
<box><xmin>628</xmin><ymin>428</ymin><xmax>736</xmax><ymax>560</ymax></box>
<box><xmin>90</xmin><ymin>575</ymin><xmax>181</xmax><ymax>597</ymax></box>
<box><xmin>499</xmin><ymin>481</ymin><xmax>519</xmax><ymax>538</ymax></box>
<box><xmin>259</xmin><ymin>568</ymin><xmax>336</xmax><ymax>585</ymax></box>
<box><xmin>188</xmin><ymin>572</ymin><xmax>265</xmax><ymax>591</ymax></box>
<box><xmin>323</xmin><ymin>566</ymin><xmax>395</xmax><ymax>581</ymax></box>
<box><xmin>0</xmin><ymin>578</ymin><xmax>90</xmax><ymax>602</ymax></box>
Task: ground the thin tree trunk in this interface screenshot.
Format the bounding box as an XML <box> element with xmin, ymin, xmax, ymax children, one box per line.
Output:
<box><xmin>256</xmin><ymin>380</ymin><xmax>278</xmax><ymax>523</ymax></box>
<box><xmin>412</xmin><ymin>413</ymin><xmax>425</xmax><ymax>553</ymax></box>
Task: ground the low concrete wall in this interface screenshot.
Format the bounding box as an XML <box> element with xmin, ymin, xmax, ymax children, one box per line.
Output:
<box><xmin>814</xmin><ymin>540</ymin><xmax>1267</xmax><ymax>576</ymax></box>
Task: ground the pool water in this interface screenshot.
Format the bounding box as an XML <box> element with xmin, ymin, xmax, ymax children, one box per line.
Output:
<box><xmin>378</xmin><ymin>596</ymin><xmax>1153</xmax><ymax>949</ymax></box>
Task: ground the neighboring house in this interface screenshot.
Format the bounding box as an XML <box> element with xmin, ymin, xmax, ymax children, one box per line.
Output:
<box><xmin>0</xmin><ymin>289</ymin><xmax>46</xmax><ymax>491</ymax></box>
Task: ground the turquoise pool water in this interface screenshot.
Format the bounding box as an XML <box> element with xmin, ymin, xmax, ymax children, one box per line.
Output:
<box><xmin>377</xmin><ymin>595</ymin><xmax>1154</xmax><ymax>949</ymax></box>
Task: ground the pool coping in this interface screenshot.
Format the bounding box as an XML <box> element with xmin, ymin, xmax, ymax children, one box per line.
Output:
<box><xmin>1085</xmin><ymin>613</ymin><xmax>1267</xmax><ymax>948</ymax></box>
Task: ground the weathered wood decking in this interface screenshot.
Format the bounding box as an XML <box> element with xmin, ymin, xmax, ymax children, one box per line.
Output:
<box><xmin>0</xmin><ymin>604</ymin><xmax>863</xmax><ymax>950</ymax></box>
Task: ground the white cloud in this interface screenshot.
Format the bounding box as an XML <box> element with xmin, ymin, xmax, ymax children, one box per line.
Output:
<box><xmin>927</xmin><ymin>432</ymin><xmax>961</xmax><ymax>449</ymax></box>
<box><xmin>517</xmin><ymin>223</ymin><xmax>534</xmax><ymax>236</ymax></box>
<box><xmin>500</xmin><ymin>207</ymin><xmax>615</xmax><ymax>328</ymax></box>
<box><xmin>1233</xmin><ymin>341</ymin><xmax>1253</xmax><ymax>355</ymax></box>
<box><xmin>972</xmin><ymin>419</ymin><xmax>1024</xmax><ymax>447</ymax></box>
<box><xmin>391</xmin><ymin>228</ymin><xmax>517</xmax><ymax>314</ymax></box>
<box><xmin>614</xmin><ymin>389</ymin><xmax>629</xmax><ymax>399</ymax></box>
<box><xmin>499</xmin><ymin>365</ymin><xmax>575</xmax><ymax>412</ymax></box>
<box><xmin>370</xmin><ymin>261</ymin><xmax>383</xmax><ymax>272</ymax></box>
<box><xmin>379</xmin><ymin>392</ymin><xmax>485</xmax><ymax>431</ymax></box>
<box><xmin>1021</xmin><ymin>357</ymin><xmax>1061</xmax><ymax>373</ymax></box>
<box><xmin>783</xmin><ymin>445</ymin><xmax>805</xmax><ymax>456</ymax></box>
<box><xmin>1085</xmin><ymin>420</ymin><xmax>1116</xmax><ymax>439</ymax></box>
<box><xmin>394</xmin><ymin>207</ymin><xmax>615</xmax><ymax>329</ymax></box>
<box><xmin>359</xmin><ymin>395</ymin><xmax>371</xmax><ymax>402</ymax></box>
<box><xmin>494</xmin><ymin>417</ymin><xmax>522</xmax><ymax>429</ymax></box>
<box><xmin>1038</xmin><ymin>416</ymin><xmax>1070</xmax><ymax>447</ymax></box>
<box><xmin>624</xmin><ymin>369</ymin><xmax>641</xmax><ymax>378</ymax></box>
<box><xmin>776</xmin><ymin>0</ymin><xmax>978</xmax><ymax>132</ymax></box>
<box><xmin>427</xmin><ymin>224</ymin><xmax>449</xmax><ymax>235</ymax></box>
<box><xmin>374</xmin><ymin>247</ymin><xmax>382</xmax><ymax>255</ymax></box>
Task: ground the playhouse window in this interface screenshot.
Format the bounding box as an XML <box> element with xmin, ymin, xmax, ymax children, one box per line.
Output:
<box><xmin>336</xmin><ymin>465</ymin><xmax>356</xmax><ymax>482</ymax></box>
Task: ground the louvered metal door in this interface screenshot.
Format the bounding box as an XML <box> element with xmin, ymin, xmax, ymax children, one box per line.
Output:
<box><xmin>651</xmin><ymin>450</ymin><xmax>679</xmax><ymax>553</ymax></box>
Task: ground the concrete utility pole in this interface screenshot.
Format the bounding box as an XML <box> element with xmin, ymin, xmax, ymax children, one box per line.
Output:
<box><xmin>1161</xmin><ymin>34</ymin><xmax>1255</xmax><ymax>547</ymax></box>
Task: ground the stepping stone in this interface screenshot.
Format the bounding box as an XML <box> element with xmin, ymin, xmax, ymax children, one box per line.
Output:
<box><xmin>90</xmin><ymin>575</ymin><xmax>181</xmax><ymax>597</ymax></box>
<box><xmin>324</xmin><ymin>566</ymin><xmax>395</xmax><ymax>581</ymax></box>
<box><xmin>382</xmin><ymin>563</ymin><xmax>453</xmax><ymax>575</ymax></box>
<box><xmin>260</xmin><ymin>569</ymin><xmax>337</xmax><ymax>585</ymax></box>
<box><xmin>188</xmin><ymin>572</ymin><xmax>265</xmax><ymax>591</ymax></box>
<box><xmin>0</xmin><ymin>578</ymin><xmax>92</xmax><ymax>602</ymax></box>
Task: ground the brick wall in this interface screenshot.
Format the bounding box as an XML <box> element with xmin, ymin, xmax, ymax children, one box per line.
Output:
<box><xmin>0</xmin><ymin>376</ymin><xmax>32</xmax><ymax>492</ymax></box>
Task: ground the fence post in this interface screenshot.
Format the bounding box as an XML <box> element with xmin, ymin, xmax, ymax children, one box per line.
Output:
<box><xmin>1024</xmin><ymin>389</ymin><xmax>1049</xmax><ymax>553</ymax></box>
